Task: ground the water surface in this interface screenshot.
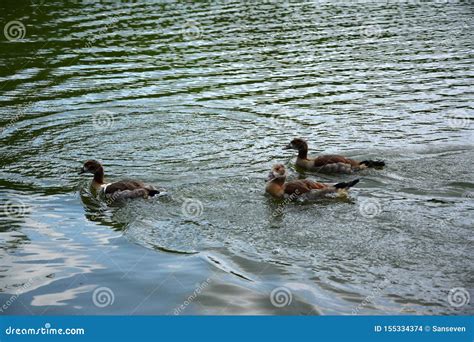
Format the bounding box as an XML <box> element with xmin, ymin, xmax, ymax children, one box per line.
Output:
<box><xmin>0</xmin><ymin>1</ymin><xmax>473</xmax><ymax>315</ymax></box>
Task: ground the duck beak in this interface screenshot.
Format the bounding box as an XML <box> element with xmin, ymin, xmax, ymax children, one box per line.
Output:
<box><xmin>283</xmin><ymin>143</ymin><xmax>292</xmax><ymax>150</ymax></box>
<box><xmin>267</xmin><ymin>171</ymin><xmax>276</xmax><ymax>181</ymax></box>
<box><xmin>78</xmin><ymin>167</ymin><xmax>85</xmax><ymax>175</ymax></box>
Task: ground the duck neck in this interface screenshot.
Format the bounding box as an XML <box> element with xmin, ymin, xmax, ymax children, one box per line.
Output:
<box><xmin>297</xmin><ymin>147</ymin><xmax>308</xmax><ymax>159</ymax></box>
<box><xmin>93</xmin><ymin>167</ymin><xmax>105</xmax><ymax>184</ymax></box>
<box><xmin>271</xmin><ymin>176</ymin><xmax>286</xmax><ymax>186</ymax></box>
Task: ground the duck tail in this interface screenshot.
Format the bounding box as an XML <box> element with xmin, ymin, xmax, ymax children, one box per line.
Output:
<box><xmin>148</xmin><ymin>189</ymin><xmax>160</xmax><ymax>197</ymax></box>
<box><xmin>360</xmin><ymin>160</ymin><xmax>385</xmax><ymax>168</ymax></box>
<box><xmin>334</xmin><ymin>179</ymin><xmax>359</xmax><ymax>189</ymax></box>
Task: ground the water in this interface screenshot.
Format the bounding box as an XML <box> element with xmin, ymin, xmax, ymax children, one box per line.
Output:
<box><xmin>0</xmin><ymin>1</ymin><xmax>473</xmax><ymax>315</ymax></box>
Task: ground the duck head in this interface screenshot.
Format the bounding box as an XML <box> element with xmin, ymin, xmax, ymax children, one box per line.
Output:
<box><xmin>284</xmin><ymin>138</ymin><xmax>308</xmax><ymax>151</ymax></box>
<box><xmin>283</xmin><ymin>138</ymin><xmax>309</xmax><ymax>158</ymax></box>
<box><xmin>79</xmin><ymin>160</ymin><xmax>103</xmax><ymax>175</ymax></box>
<box><xmin>267</xmin><ymin>163</ymin><xmax>287</xmax><ymax>182</ymax></box>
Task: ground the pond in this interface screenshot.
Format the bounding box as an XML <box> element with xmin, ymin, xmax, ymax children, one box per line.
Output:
<box><xmin>0</xmin><ymin>1</ymin><xmax>472</xmax><ymax>315</ymax></box>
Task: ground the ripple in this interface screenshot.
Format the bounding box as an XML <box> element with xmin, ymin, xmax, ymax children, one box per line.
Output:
<box><xmin>0</xmin><ymin>0</ymin><xmax>473</xmax><ymax>315</ymax></box>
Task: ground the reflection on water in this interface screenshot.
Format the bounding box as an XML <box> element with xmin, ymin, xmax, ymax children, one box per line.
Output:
<box><xmin>0</xmin><ymin>1</ymin><xmax>473</xmax><ymax>315</ymax></box>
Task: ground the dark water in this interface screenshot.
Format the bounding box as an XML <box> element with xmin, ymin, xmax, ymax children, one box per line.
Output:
<box><xmin>0</xmin><ymin>1</ymin><xmax>473</xmax><ymax>315</ymax></box>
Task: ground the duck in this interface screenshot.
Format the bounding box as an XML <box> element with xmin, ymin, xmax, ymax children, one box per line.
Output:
<box><xmin>265</xmin><ymin>163</ymin><xmax>359</xmax><ymax>199</ymax></box>
<box><xmin>79</xmin><ymin>160</ymin><xmax>161</xmax><ymax>201</ymax></box>
<box><xmin>284</xmin><ymin>138</ymin><xmax>385</xmax><ymax>174</ymax></box>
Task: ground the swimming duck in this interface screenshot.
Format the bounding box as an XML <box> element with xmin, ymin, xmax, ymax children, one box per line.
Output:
<box><xmin>79</xmin><ymin>160</ymin><xmax>161</xmax><ymax>201</ymax></box>
<box><xmin>284</xmin><ymin>138</ymin><xmax>385</xmax><ymax>174</ymax></box>
<box><xmin>265</xmin><ymin>163</ymin><xmax>359</xmax><ymax>199</ymax></box>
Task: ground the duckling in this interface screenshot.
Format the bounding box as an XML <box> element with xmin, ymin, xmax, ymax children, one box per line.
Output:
<box><xmin>79</xmin><ymin>160</ymin><xmax>161</xmax><ymax>201</ymax></box>
<box><xmin>265</xmin><ymin>163</ymin><xmax>359</xmax><ymax>199</ymax></box>
<box><xmin>284</xmin><ymin>138</ymin><xmax>385</xmax><ymax>174</ymax></box>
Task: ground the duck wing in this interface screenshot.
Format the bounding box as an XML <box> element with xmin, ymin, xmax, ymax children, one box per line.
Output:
<box><xmin>107</xmin><ymin>188</ymin><xmax>150</xmax><ymax>200</ymax></box>
<box><xmin>104</xmin><ymin>180</ymin><xmax>146</xmax><ymax>193</ymax></box>
<box><xmin>284</xmin><ymin>179</ymin><xmax>328</xmax><ymax>196</ymax></box>
<box><xmin>284</xmin><ymin>179</ymin><xmax>337</xmax><ymax>198</ymax></box>
<box><xmin>103</xmin><ymin>180</ymin><xmax>159</xmax><ymax>199</ymax></box>
<box><xmin>301</xmin><ymin>179</ymin><xmax>330</xmax><ymax>190</ymax></box>
<box><xmin>312</xmin><ymin>155</ymin><xmax>359</xmax><ymax>167</ymax></box>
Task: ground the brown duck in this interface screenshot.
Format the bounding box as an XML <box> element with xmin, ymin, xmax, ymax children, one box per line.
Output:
<box><xmin>265</xmin><ymin>163</ymin><xmax>359</xmax><ymax>199</ymax></box>
<box><xmin>284</xmin><ymin>138</ymin><xmax>385</xmax><ymax>174</ymax></box>
<box><xmin>79</xmin><ymin>160</ymin><xmax>161</xmax><ymax>201</ymax></box>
